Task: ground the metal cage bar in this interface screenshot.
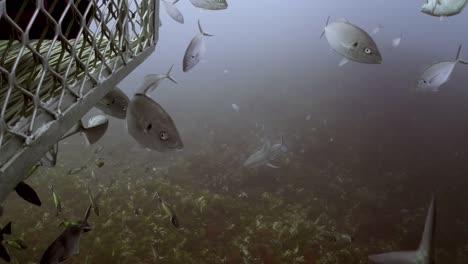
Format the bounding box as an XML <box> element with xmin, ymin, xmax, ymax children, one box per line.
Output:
<box><xmin>0</xmin><ymin>0</ymin><xmax>159</xmax><ymax>204</ymax></box>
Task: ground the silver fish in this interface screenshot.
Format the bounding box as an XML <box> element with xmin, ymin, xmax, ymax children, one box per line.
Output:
<box><xmin>189</xmin><ymin>0</ymin><xmax>228</xmax><ymax>10</ymax></box>
<box><xmin>183</xmin><ymin>20</ymin><xmax>213</xmax><ymax>72</ymax></box>
<box><xmin>40</xmin><ymin>205</ymin><xmax>92</xmax><ymax>264</ymax></box>
<box><xmin>39</xmin><ymin>143</ymin><xmax>59</xmax><ymax>167</ymax></box>
<box><xmin>127</xmin><ymin>74</ymin><xmax>183</xmax><ymax>152</ymax></box>
<box><xmin>392</xmin><ymin>33</ymin><xmax>403</xmax><ymax>49</ymax></box>
<box><xmin>139</xmin><ymin>65</ymin><xmax>177</xmax><ymax>96</ymax></box>
<box><xmin>321</xmin><ymin>17</ymin><xmax>382</xmax><ymax>66</ymax></box>
<box><xmin>415</xmin><ymin>44</ymin><xmax>468</xmax><ymax>93</ymax></box>
<box><xmin>243</xmin><ymin>137</ymin><xmax>288</xmax><ymax>169</ymax></box>
<box><xmin>162</xmin><ymin>0</ymin><xmax>184</xmax><ymax>24</ymax></box>
<box><xmin>421</xmin><ymin>0</ymin><xmax>468</xmax><ymax>17</ymax></box>
<box><xmin>61</xmin><ymin>115</ymin><xmax>109</xmax><ymax>145</ymax></box>
<box><xmin>368</xmin><ymin>196</ymin><xmax>436</xmax><ymax>264</ymax></box>
<box><xmin>96</xmin><ymin>86</ymin><xmax>129</xmax><ymax>119</ymax></box>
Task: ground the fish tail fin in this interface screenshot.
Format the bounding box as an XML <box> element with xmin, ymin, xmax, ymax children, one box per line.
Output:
<box><xmin>280</xmin><ymin>136</ymin><xmax>288</xmax><ymax>153</ymax></box>
<box><xmin>320</xmin><ymin>16</ymin><xmax>330</xmax><ymax>39</ymax></box>
<box><xmin>165</xmin><ymin>64</ymin><xmax>178</xmax><ymax>84</ymax></box>
<box><xmin>83</xmin><ymin>204</ymin><xmax>92</xmax><ymax>223</ymax></box>
<box><xmin>198</xmin><ymin>20</ymin><xmax>213</xmax><ymax>37</ymax></box>
<box><xmin>456</xmin><ymin>43</ymin><xmax>463</xmax><ymax>61</ymax></box>
<box><xmin>0</xmin><ymin>222</ymin><xmax>11</xmax><ymax>236</ymax></box>
<box><xmin>418</xmin><ymin>194</ymin><xmax>436</xmax><ymax>259</ymax></box>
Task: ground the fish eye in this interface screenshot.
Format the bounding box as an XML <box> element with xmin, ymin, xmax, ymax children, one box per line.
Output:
<box><xmin>364</xmin><ymin>48</ymin><xmax>372</xmax><ymax>54</ymax></box>
<box><xmin>160</xmin><ymin>131</ymin><xmax>169</xmax><ymax>141</ymax></box>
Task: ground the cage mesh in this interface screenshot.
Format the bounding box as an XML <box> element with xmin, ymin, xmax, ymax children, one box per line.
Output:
<box><xmin>0</xmin><ymin>0</ymin><xmax>156</xmax><ymax>167</ymax></box>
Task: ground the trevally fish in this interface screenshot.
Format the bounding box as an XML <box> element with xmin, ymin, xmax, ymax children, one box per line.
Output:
<box><xmin>127</xmin><ymin>70</ymin><xmax>183</xmax><ymax>152</ymax></box>
<box><xmin>15</xmin><ymin>181</ymin><xmax>41</xmax><ymax>206</ymax></box>
<box><xmin>421</xmin><ymin>0</ymin><xmax>468</xmax><ymax>17</ymax></box>
<box><xmin>243</xmin><ymin>137</ymin><xmax>288</xmax><ymax>169</ymax></box>
<box><xmin>49</xmin><ymin>185</ymin><xmax>62</xmax><ymax>217</ymax></box>
<box><xmin>232</xmin><ymin>103</ymin><xmax>240</xmax><ymax>112</ymax></box>
<box><xmin>40</xmin><ymin>205</ymin><xmax>92</xmax><ymax>264</ymax></box>
<box><xmin>61</xmin><ymin>115</ymin><xmax>109</xmax><ymax>145</ymax></box>
<box><xmin>321</xmin><ymin>16</ymin><xmax>382</xmax><ymax>66</ymax></box>
<box><xmin>369</xmin><ymin>196</ymin><xmax>436</xmax><ymax>264</ymax></box>
<box><xmin>183</xmin><ymin>20</ymin><xmax>213</xmax><ymax>72</ymax></box>
<box><xmin>189</xmin><ymin>0</ymin><xmax>228</xmax><ymax>10</ymax></box>
<box><xmin>153</xmin><ymin>192</ymin><xmax>180</xmax><ymax>228</ymax></box>
<box><xmin>95</xmin><ymin>86</ymin><xmax>129</xmax><ymax>119</ymax></box>
<box><xmin>392</xmin><ymin>33</ymin><xmax>403</xmax><ymax>49</ymax></box>
<box><xmin>138</xmin><ymin>65</ymin><xmax>177</xmax><ymax>96</ymax></box>
<box><xmin>415</xmin><ymin>44</ymin><xmax>468</xmax><ymax>93</ymax></box>
<box><xmin>39</xmin><ymin>143</ymin><xmax>58</xmax><ymax>167</ymax></box>
<box><xmin>162</xmin><ymin>0</ymin><xmax>184</xmax><ymax>24</ymax></box>
<box><xmin>0</xmin><ymin>222</ymin><xmax>11</xmax><ymax>262</ymax></box>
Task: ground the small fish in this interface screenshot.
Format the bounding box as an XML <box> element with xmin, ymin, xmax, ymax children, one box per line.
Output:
<box><xmin>86</xmin><ymin>184</ymin><xmax>100</xmax><ymax>217</ymax></box>
<box><xmin>127</xmin><ymin>80</ymin><xmax>183</xmax><ymax>152</ymax></box>
<box><xmin>421</xmin><ymin>0</ymin><xmax>468</xmax><ymax>17</ymax></box>
<box><xmin>162</xmin><ymin>0</ymin><xmax>184</xmax><ymax>24</ymax></box>
<box><xmin>368</xmin><ymin>195</ymin><xmax>436</xmax><ymax>264</ymax></box>
<box><xmin>321</xmin><ymin>16</ymin><xmax>382</xmax><ymax>65</ymax></box>
<box><xmin>15</xmin><ymin>181</ymin><xmax>41</xmax><ymax>206</ymax></box>
<box><xmin>138</xmin><ymin>65</ymin><xmax>177</xmax><ymax>96</ymax></box>
<box><xmin>39</xmin><ymin>143</ymin><xmax>59</xmax><ymax>167</ymax></box>
<box><xmin>4</xmin><ymin>239</ymin><xmax>27</xmax><ymax>250</ymax></box>
<box><xmin>49</xmin><ymin>185</ymin><xmax>62</xmax><ymax>217</ymax></box>
<box><xmin>232</xmin><ymin>104</ymin><xmax>240</xmax><ymax>112</ymax></box>
<box><xmin>68</xmin><ymin>166</ymin><xmax>87</xmax><ymax>175</ymax></box>
<box><xmin>96</xmin><ymin>86</ymin><xmax>129</xmax><ymax>119</ymax></box>
<box><xmin>391</xmin><ymin>33</ymin><xmax>402</xmax><ymax>48</ymax></box>
<box><xmin>189</xmin><ymin>0</ymin><xmax>228</xmax><ymax>10</ymax></box>
<box><xmin>153</xmin><ymin>192</ymin><xmax>180</xmax><ymax>228</ymax></box>
<box><xmin>243</xmin><ymin>137</ymin><xmax>288</xmax><ymax>169</ymax></box>
<box><xmin>61</xmin><ymin>115</ymin><xmax>109</xmax><ymax>145</ymax></box>
<box><xmin>0</xmin><ymin>222</ymin><xmax>12</xmax><ymax>263</ymax></box>
<box><xmin>415</xmin><ymin>44</ymin><xmax>468</xmax><ymax>93</ymax></box>
<box><xmin>183</xmin><ymin>20</ymin><xmax>213</xmax><ymax>72</ymax></box>
<box><xmin>40</xmin><ymin>205</ymin><xmax>92</xmax><ymax>264</ymax></box>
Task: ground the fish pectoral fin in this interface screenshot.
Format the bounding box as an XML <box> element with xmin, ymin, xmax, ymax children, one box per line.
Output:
<box><xmin>266</xmin><ymin>163</ymin><xmax>280</xmax><ymax>169</ymax></box>
<box><xmin>339</xmin><ymin>58</ymin><xmax>350</xmax><ymax>67</ymax></box>
<box><xmin>428</xmin><ymin>72</ymin><xmax>442</xmax><ymax>84</ymax></box>
<box><xmin>339</xmin><ymin>41</ymin><xmax>354</xmax><ymax>50</ymax></box>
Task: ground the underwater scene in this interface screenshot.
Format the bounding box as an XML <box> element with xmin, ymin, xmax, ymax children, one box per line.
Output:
<box><xmin>2</xmin><ymin>0</ymin><xmax>468</xmax><ymax>263</ymax></box>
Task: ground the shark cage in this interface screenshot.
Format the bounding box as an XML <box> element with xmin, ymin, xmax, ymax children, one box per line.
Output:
<box><xmin>0</xmin><ymin>0</ymin><xmax>159</xmax><ymax>204</ymax></box>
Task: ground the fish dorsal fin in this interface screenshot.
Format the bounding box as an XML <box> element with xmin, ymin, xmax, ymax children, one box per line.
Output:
<box><xmin>198</xmin><ymin>20</ymin><xmax>213</xmax><ymax>37</ymax></box>
<box><xmin>455</xmin><ymin>44</ymin><xmax>463</xmax><ymax>61</ymax></box>
<box><xmin>418</xmin><ymin>196</ymin><xmax>436</xmax><ymax>260</ymax></box>
<box><xmin>320</xmin><ymin>16</ymin><xmax>330</xmax><ymax>39</ymax></box>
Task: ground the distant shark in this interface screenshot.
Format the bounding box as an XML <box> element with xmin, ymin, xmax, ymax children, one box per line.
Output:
<box><xmin>243</xmin><ymin>137</ymin><xmax>288</xmax><ymax>169</ymax></box>
<box><xmin>368</xmin><ymin>195</ymin><xmax>436</xmax><ymax>264</ymax></box>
